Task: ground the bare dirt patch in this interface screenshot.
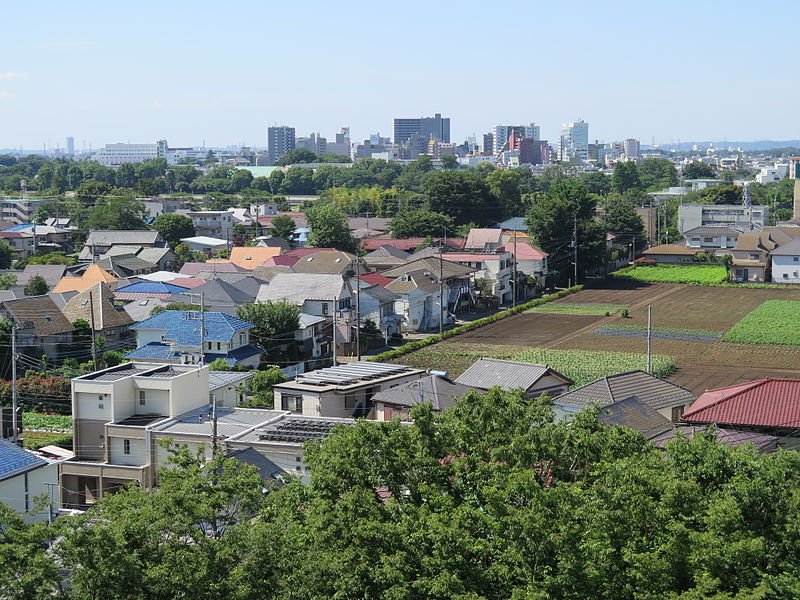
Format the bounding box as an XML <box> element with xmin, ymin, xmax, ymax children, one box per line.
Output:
<box><xmin>454</xmin><ymin>312</ymin><xmax>606</xmax><ymax>346</ymax></box>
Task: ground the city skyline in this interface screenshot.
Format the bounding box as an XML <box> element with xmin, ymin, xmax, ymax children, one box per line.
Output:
<box><xmin>2</xmin><ymin>0</ymin><xmax>798</xmax><ymax>148</ymax></box>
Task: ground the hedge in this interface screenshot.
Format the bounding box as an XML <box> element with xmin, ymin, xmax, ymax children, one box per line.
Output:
<box><xmin>371</xmin><ymin>286</ymin><xmax>584</xmax><ymax>362</ymax></box>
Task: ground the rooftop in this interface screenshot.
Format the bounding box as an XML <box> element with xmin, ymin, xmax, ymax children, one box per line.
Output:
<box><xmin>555</xmin><ymin>370</ymin><xmax>696</xmax><ymax>411</ymax></box>
<box><xmin>232</xmin><ymin>415</ymin><xmax>354</xmax><ymax>445</ymax></box>
<box><xmin>455</xmin><ymin>358</ymin><xmax>573</xmax><ymax>391</ymax></box>
<box><xmin>130</xmin><ymin>310</ymin><xmax>256</xmax><ymax>343</ymax></box>
<box><xmin>0</xmin><ymin>438</ymin><xmax>48</xmax><ymax>482</ymax></box>
<box><xmin>76</xmin><ymin>362</ymin><xmax>199</xmax><ymax>382</ymax></box>
<box><xmin>153</xmin><ymin>406</ymin><xmax>284</xmax><ymax>438</ymax></box>
<box><xmin>282</xmin><ymin>361</ymin><xmax>420</xmax><ymax>390</ymax></box>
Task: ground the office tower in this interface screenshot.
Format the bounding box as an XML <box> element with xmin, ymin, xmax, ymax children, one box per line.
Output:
<box><xmin>267</xmin><ymin>126</ymin><xmax>296</xmax><ymax>163</ymax></box>
<box><xmin>325</xmin><ymin>127</ymin><xmax>351</xmax><ymax>156</ymax></box>
<box><xmin>559</xmin><ymin>120</ymin><xmax>589</xmax><ymax>161</ymax></box>
<box><xmin>296</xmin><ymin>132</ymin><xmax>327</xmax><ymax>155</ymax></box>
<box><xmin>66</xmin><ymin>136</ymin><xmax>75</xmax><ymax>156</ymax></box>
<box><xmin>524</xmin><ymin>123</ymin><xmax>541</xmax><ymax>141</ymax></box>
<box><xmin>623</xmin><ymin>138</ymin><xmax>641</xmax><ymax>159</ymax></box>
<box><xmin>483</xmin><ymin>132</ymin><xmax>494</xmax><ymax>154</ymax></box>
<box><xmin>492</xmin><ymin>125</ymin><xmax>527</xmax><ymax>155</ymax></box>
<box><xmin>393</xmin><ymin>113</ymin><xmax>450</xmax><ymax>144</ymax></box>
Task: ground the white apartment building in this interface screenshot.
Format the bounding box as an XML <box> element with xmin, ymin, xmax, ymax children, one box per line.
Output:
<box><xmin>559</xmin><ymin>120</ymin><xmax>589</xmax><ymax>162</ymax></box>
<box><xmin>186</xmin><ymin>210</ymin><xmax>234</xmax><ymax>240</ymax></box>
<box><xmin>756</xmin><ymin>164</ymin><xmax>789</xmax><ymax>184</ymax></box>
<box><xmin>94</xmin><ymin>140</ymin><xmax>168</xmax><ymax>168</ymax></box>
<box><xmin>492</xmin><ymin>123</ymin><xmax>540</xmax><ymax>155</ymax></box>
<box><xmin>677</xmin><ymin>204</ymin><xmax>768</xmax><ymax>234</ymax></box>
<box><xmin>443</xmin><ymin>251</ymin><xmax>513</xmax><ymax>303</ymax></box>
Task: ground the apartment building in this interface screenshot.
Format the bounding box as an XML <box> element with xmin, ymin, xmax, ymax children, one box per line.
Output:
<box><xmin>186</xmin><ymin>211</ymin><xmax>234</xmax><ymax>240</ymax></box>
<box><xmin>677</xmin><ymin>204</ymin><xmax>768</xmax><ymax>234</ymax></box>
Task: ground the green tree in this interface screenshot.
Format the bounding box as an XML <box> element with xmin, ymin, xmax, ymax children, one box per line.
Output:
<box><xmin>269</xmin><ymin>215</ymin><xmax>297</xmax><ymax>242</ymax></box>
<box><xmin>527</xmin><ymin>178</ymin><xmax>606</xmax><ymax>284</ymax></box>
<box><xmin>251</xmin><ymin>176</ymin><xmax>272</xmax><ymax>191</ymax></box>
<box><xmin>115</xmin><ymin>162</ymin><xmax>137</xmax><ymax>188</ymax></box>
<box><xmin>305</xmin><ymin>202</ymin><xmax>359</xmax><ymax>252</ymax></box>
<box><xmin>280</xmin><ymin>166</ymin><xmax>315</xmax><ymax>194</ymax></box>
<box><xmin>389</xmin><ymin>208</ymin><xmax>454</xmax><ymax>238</ymax></box>
<box><xmin>173</xmin><ymin>243</ymin><xmax>208</xmax><ymax>268</ymax></box>
<box><xmin>246</xmin><ymin>366</ymin><xmax>288</xmax><ymax>408</ymax></box>
<box><xmin>85</xmin><ymin>197</ymin><xmax>148</xmax><ymax>230</ymax></box>
<box><xmin>0</xmin><ymin>272</ymin><xmax>17</xmax><ymax>289</ymax></box>
<box><xmin>486</xmin><ymin>168</ymin><xmax>525</xmax><ymax>218</ymax></box>
<box><xmin>602</xmin><ymin>192</ymin><xmax>646</xmax><ymax>250</ymax></box>
<box><xmin>153</xmin><ymin>213</ymin><xmax>196</xmax><ymax>247</ymax></box>
<box><xmin>701</xmin><ymin>184</ymin><xmax>743</xmax><ymax>205</ymax></box>
<box><xmin>209</xmin><ymin>357</ymin><xmax>231</xmax><ymax>371</ymax></box>
<box><xmin>71</xmin><ymin>318</ymin><xmax>92</xmax><ymax>337</ymax></box>
<box><xmin>274</xmin><ymin>148</ymin><xmax>317</xmax><ymax>166</ymax></box>
<box><xmin>638</xmin><ymin>157</ymin><xmax>679</xmax><ymax>190</ymax></box>
<box><xmin>236</xmin><ymin>301</ymin><xmax>300</xmax><ymax>361</ymax></box>
<box><xmin>440</xmin><ymin>153</ymin><xmax>459</xmax><ymax>169</ymax></box>
<box><xmin>422</xmin><ymin>170</ymin><xmax>498</xmax><ymax>226</ymax></box>
<box><xmin>0</xmin><ymin>240</ymin><xmax>14</xmax><ymax>269</ymax></box>
<box><xmin>76</xmin><ymin>180</ymin><xmax>112</xmax><ymax>206</ymax></box>
<box><xmin>230</xmin><ymin>169</ymin><xmax>254</xmax><ymax>192</ymax></box>
<box><xmin>24</xmin><ymin>274</ymin><xmax>49</xmax><ymax>296</ymax></box>
<box><xmin>683</xmin><ymin>161</ymin><xmax>715</xmax><ymax>179</ymax></box>
<box><xmin>611</xmin><ymin>160</ymin><xmax>641</xmax><ymax>193</ymax></box>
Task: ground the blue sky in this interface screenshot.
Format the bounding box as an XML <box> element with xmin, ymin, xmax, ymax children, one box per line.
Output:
<box><xmin>1</xmin><ymin>0</ymin><xmax>797</xmax><ymax>149</ymax></box>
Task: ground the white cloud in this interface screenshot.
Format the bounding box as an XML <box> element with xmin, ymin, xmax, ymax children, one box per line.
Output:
<box><xmin>0</xmin><ymin>72</ymin><xmax>28</xmax><ymax>80</ymax></box>
<box><xmin>0</xmin><ymin>92</ymin><xmax>11</xmax><ymax>100</ymax></box>
<box><xmin>151</xmin><ymin>101</ymin><xmax>162</xmax><ymax>110</ymax></box>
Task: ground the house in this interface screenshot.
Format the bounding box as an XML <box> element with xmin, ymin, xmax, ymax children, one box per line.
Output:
<box><xmin>455</xmin><ymin>358</ymin><xmax>573</xmax><ymax>398</ymax></box>
<box><xmin>251</xmin><ymin>265</ymin><xmax>294</xmax><ymax>282</ymax></box>
<box><xmin>209</xmin><ymin>370</ymin><xmax>257</xmax><ymax>408</ymax></box>
<box><xmin>123</xmin><ymin>297</ymin><xmax>170</xmax><ymax>322</ymax></box>
<box><xmin>0</xmin><ymin>295</ymin><xmax>75</xmax><ymax>361</ymax></box>
<box><xmin>382</xmin><ymin>256</ymin><xmax>477</xmax><ymax>317</ymax></box>
<box><xmin>179</xmin><ymin>236</ymin><xmax>229</xmax><ymax>254</ymax></box>
<box><xmin>464</xmin><ymin>228</ymin><xmax>503</xmax><ymax>252</ymax></box>
<box><xmin>295</xmin><ymin>313</ymin><xmax>329</xmax><ymax>362</ymax></box>
<box><xmin>256</xmin><ymin>273</ymin><xmax>353</xmax><ymax>317</ymax></box>
<box><xmin>770</xmin><ymin>237</ymin><xmax>800</xmax><ymax>283</ymax></box>
<box><xmin>0</xmin><ymin>230</ymin><xmax>34</xmax><ymax>259</ymax></box>
<box><xmin>498</xmin><ymin>241</ymin><xmax>548</xmax><ymax>298</ymax></box>
<box><xmin>291</xmin><ymin>250</ymin><xmax>366</xmax><ymax>275</ymax></box>
<box><xmin>362</xmin><ymin>245</ymin><xmax>411</xmax><ymax>272</ymax></box>
<box><xmin>272</xmin><ymin>361</ymin><xmax>426</xmax><ymax>419</ymax></box>
<box><xmin>0</xmin><ymin>438</ymin><xmax>62</xmax><ymax>521</ymax></box>
<box><xmin>361</xmin><ymin>237</ymin><xmax>466</xmax><ymax>252</ymax></box>
<box><xmin>681</xmin><ymin>378</ymin><xmax>800</xmax><ymax>448</ymax></box>
<box><xmin>552</xmin><ymin>370</ymin><xmax>696</xmax><ymax>422</ymax></box>
<box><xmin>52</xmin><ymin>263</ymin><xmax>118</xmax><ymax>294</ymax></box>
<box><xmin>179</xmin><ymin>261</ymin><xmax>247</xmax><ymax>276</ymax></box>
<box><xmin>61</xmin><ymin>283</ymin><xmax>134</xmax><ymax>342</ymax></box>
<box><xmin>4</xmin><ymin>224</ymin><xmax>72</xmax><ymax>254</ymax></box>
<box><xmin>14</xmin><ymin>264</ymin><xmax>68</xmax><ymax>290</ymax></box>
<box><xmin>385</xmin><ymin>269</ymin><xmax>449</xmax><ymax>332</ymax></box>
<box><xmin>358</xmin><ymin>283</ymin><xmax>402</xmax><ymax>340</ymax></box>
<box><xmin>124</xmin><ymin>310</ymin><xmax>263</xmax><ymax>367</ymax></box>
<box><xmin>442</xmin><ymin>252</ymin><xmax>513</xmax><ymax>303</ymax></box>
<box><xmin>370</xmin><ymin>373</ymin><xmax>474</xmax><ymax>421</ymax></box>
<box><xmin>227</xmin><ymin>207</ymin><xmax>253</xmax><ymax>226</ymax></box>
<box><xmin>641</xmin><ymin>244</ymin><xmax>696</xmax><ymax>264</ymax></box>
<box><xmin>677</xmin><ymin>203</ymin><xmax>768</xmax><ymax>233</ymax></box>
<box><xmin>206</xmin><ymin>246</ymin><xmax>281</xmax><ymax>270</ymax></box>
<box><xmin>113</xmin><ymin>281</ymin><xmax>189</xmax><ymax>302</ymax></box>
<box><xmin>595</xmin><ymin>397</ymin><xmax>673</xmax><ymax>439</ymax></box>
<box><xmin>358</xmin><ymin>272</ymin><xmax>393</xmax><ymax>287</ymax></box>
<box><xmin>100</xmin><ymin>245</ymin><xmax>176</xmax><ymax>271</ymax></box>
<box><xmin>167</xmin><ymin>277</ymin><xmax>262</xmax><ymax>315</ymax></box>
<box><xmin>729</xmin><ymin>231</ymin><xmax>786</xmax><ymax>282</ymax></box>
<box><xmin>683</xmin><ymin>225</ymin><xmax>743</xmax><ymax>251</ymax></box>
<box><xmin>186</xmin><ymin>210</ymin><xmax>234</xmax><ymax>240</ymax></box>
<box><xmin>96</xmin><ymin>254</ymin><xmax>158</xmax><ymax>278</ymax></box>
<box><xmin>223</xmin><ymin>447</ymin><xmax>285</xmax><ymax>487</ymax></box>
<box><xmin>348</xmin><ymin>217</ymin><xmax>391</xmax><ymax>236</ymax></box>
<box><xmin>79</xmin><ymin>230</ymin><xmax>164</xmax><ymax>261</ymax></box>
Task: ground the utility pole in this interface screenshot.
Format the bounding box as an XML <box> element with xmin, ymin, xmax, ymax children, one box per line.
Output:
<box><xmin>439</xmin><ymin>246</ymin><xmax>445</xmax><ymax>335</ymax></box>
<box><xmin>332</xmin><ymin>297</ymin><xmax>338</xmax><ymax>366</ymax></box>
<box><xmin>11</xmin><ymin>324</ymin><xmax>18</xmax><ymax>444</ymax></box>
<box><xmin>88</xmin><ymin>288</ymin><xmax>97</xmax><ymax>371</ymax></box>
<box><xmin>43</xmin><ymin>482</ymin><xmax>59</xmax><ymax>525</ymax></box>
<box><xmin>199</xmin><ymin>292</ymin><xmax>205</xmax><ymax>365</ymax></box>
<box><xmin>512</xmin><ymin>226</ymin><xmax>518</xmax><ymax>307</ymax></box>
<box><xmin>572</xmin><ymin>214</ymin><xmax>578</xmax><ymax>286</ymax></box>
<box><xmin>354</xmin><ymin>260</ymin><xmax>361</xmax><ymax>361</ymax></box>
<box><xmin>646</xmin><ymin>304</ymin><xmax>652</xmax><ymax>373</ymax></box>
<box><xmin>211</xmin><ymin>394</ymin><xmax>218</xmax><ymax>454</ymax></box>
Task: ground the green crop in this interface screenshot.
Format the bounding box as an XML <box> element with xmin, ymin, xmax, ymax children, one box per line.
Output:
<box><xmin>616</xmin><ymin>265</ymin><xmax>727</xmax><ymax>285</ymax></box>
<box><xmin>722</xmin><ymin>300</ymin><xmax>800</xmax><ymax>346</ymax></box>
<box><xmin>22</xmin><ymin>413</ymin><xmax>72</xmax><ymax>432</ymax></box>
<box><xmin>527</xmin><ymin>303</ymin><xmax>627</xmax><ymax>315</ymax></box>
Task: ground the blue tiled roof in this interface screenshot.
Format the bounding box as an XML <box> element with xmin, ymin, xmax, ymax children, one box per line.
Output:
<box><xmin>0</xmin><ymin>438</ymin><xmax>47</xmax><ymax>482</ymax></box>
<box><xmin>114</xmin><ymin>281</ymin><xmax>189</xmax><ymax>295</ymax></box>
<box><xmin>124</xmin><ymin>342</ymin><xmax>263</xmax><ymax>366</ymax></box>
<box><xmin>130</xmin><ymin>310</ymin><xmax>255</xmax><ymax>343</ymax></box>
<box><xmin>4</xmin><ymin>223</ymin><xmax>34</xmax><ymax>232</ymax></box>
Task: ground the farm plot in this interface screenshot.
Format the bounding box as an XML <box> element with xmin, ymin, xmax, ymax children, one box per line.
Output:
<box><xmin>616</xmin><ymin>265</ymin><xmax>727</xmax><ymax>285</ymax></box>
<box><xmin>452</xmin><ymin>312</ymin><xmax>604</xmax><ymax>347</ymax></box>
<box><xmin>528</xmin><ymin>303</ymin><xmax>627</xmax><ymax>315</ymax></box>
<box><xmin>23</xmin><ymin>413</ymin><xmax>72</xmax><ymax>432</ymax></box>
<box><xmin>590</xmin><ymin>324</ymin><xmax>723</xmax><ymax>342</ymax></box>
<box><xmin>722</xmin><ymin>300</ymin><xmax>800</xmax><ymax>346</ymax></box>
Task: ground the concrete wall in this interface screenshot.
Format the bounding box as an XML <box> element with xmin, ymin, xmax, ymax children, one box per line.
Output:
<box><xmin>772</xmin><ymin>255</ymin><xmax>800</xmax><ymax>283</ymax></box>
<box><xmin>0</xmin><ymin>463</ymin><xmax>59</xmax><ymax>522</ymax></box>
<box><xmin>108</xmin><ymin>436</ymin><xmax>148</xmax><ymax>466</ymax></box>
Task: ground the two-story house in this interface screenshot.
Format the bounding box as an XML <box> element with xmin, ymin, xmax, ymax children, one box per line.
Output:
<box><xmin>124</xmin><ymin>310</ymin><xmax>264</xmax><ymax>368</ymax></box>
<box><xmin>79</xmin><ymin>230</ymin><xmax>164</xmax><ymax>261</ymax></box>
<box><xmin>443</xmin><ymin>251</ymin><xmax>513</xmax><ymax>304</ymax></box>
<box><xmin>0</xmin><ymin>230</ymin><xmax>34</xmax><ymax>259</ymax></box>
<box><xmin>683</xmin><ymin>225</ymin><xmax>743</xmax><ymax>252</ymax></box>
<box><xmin>357</xmin><ymin>283</ymin><xmax>402</xmax><ymax>341</ymax></box>
<box><xmin>61</xmin><ymin>283</ymin><xmax>134</xmax><ymax>343</ymax></box>
<box><xmin>0</xmin><ymin>295</ymin><xmax>75</xmax><ymax>361</ymax></box>
<box><xmin>770</xmin><ymin>237</ymin><xmax>800</xmax><ymax>283</ymax></box>
<box><xmin>186</xmin><ymin>211</ymin><xmax>234</xmax><ymax>240</ymax></box>
<box><xmin>730</xmin><ymin>230</ymin><xmax>791</xmax><ymax>282</ymax></box>
<box><xmin>464</xmin><ymin>228</ymin><xmax>503</xmax><ymax>252</ymax></box>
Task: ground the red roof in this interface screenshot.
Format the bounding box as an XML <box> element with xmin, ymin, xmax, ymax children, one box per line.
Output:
<box><xmin>498</xmin><ymin>241</ymin><xmax>548</xmax><ymax>260</ymax></box>
<box><xmin>443</xmin><ymin>253</ymin><xmax>505</xmax><ymax>263</ymax></box>
<box><xmin>264</xmin><ymin>254</ymin><xmax>299</xmax><ymax>267</ymax></box>
<box><xmin>683</xmin><ymin>378</ymin><xmax>800</xmax><ymax>429</ymax></box>
<box><xmin>357</xmin><ymin>272</ymin><xmax>393</xmax><ymax>287</ymax></box>
<box><xmin>166</xmin><ymin>277</ymin><xmax>205</xmax><ymax>289</ymax></box>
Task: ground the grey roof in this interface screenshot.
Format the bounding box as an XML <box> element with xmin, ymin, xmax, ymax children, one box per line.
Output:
<box><xmin>287</xmin><ymin>361</ymin><xmax>417</xmax><ymax>388</ymax></box>
<box><xmin>16</xmin><ymin>265</ymin><xmax>67</xmax><ymax>287</ymax></box>
<box><xmin>250</xmin><ymin>265</ymin><xmax>292</xmax><ymax>282</ymax></box>
<box><xmin>492</xmin><ymin>217</ymin><xmax>527</xmax><ymax>231</ymax></box>
<box><xmin>299</xmin><ymin>313</ymin><xmax>327</xmax><ymax>328</ymax></box>
<box><xmin>371</xmin><ymin>374</ymin><xmax>473</xmax><ymax>410</ymax></box>
<box><xmin>1</xmin><ymin>295</ymin><xmax>75</xmax><ymax>336</ymax></box>
<box><xmin>455</xmin><ymin>358</ymin><xmax>573</xmax><ymax>392</ymax></box>
<box><xmin>97</xmin><ymin>254</ymin><xmax>157</xmax><ymax>275</ymax></box>
<box><xmin>123</xmin><ymin>297</ymin><xmax>169</xmax><ymax>321</ymax></box>
<box><xmin>0</xmin><ymin>289</ymin><xmax>22</xmax><ymax>302</ymax></box>
<box><xmin>348</xmin><ymin>217</ymin><xmax>391</xmax><ymax>232</ymax></box>
<box><xmin>257</xmin><ymin>273</ymin><xmax>347</xmax><ymax>305</ymax></box>
<box><xmin>385</xmin><ymin>269</ymin><xmax>440</xmax><ymax>294</ymax></box>
<box><xmin>81</xmin><ymin>230</ymin><xmax>162</xmax><ymax>258</ymax></box>
<box><xmin>769</xmin><ymin>236</ymin><xmax>800</xmax><ymax>256</ymax></box>
<box><xmin>684</xmin><ymin>225</ymin><xmax>744</xmax><ymax>237</ymax></box>
<box><xmin>597</xmin><ymin>397</ymin><xmax>673</xmax><ymax>439</ymax></box>
<box><xmin>208</xmin><ymin>370</ymin><xmax>256</xmax><ymax>391</ymax></box>
<box><xmin>224</xmin><ymin>447</ymin><xmax>285</xmax><ymax>482</ymax></box>
<box><xmin>381</xmin><ymin>257</ymin><xmax>476</xmax><ymax>280</ymax></box>
<box><xmin>363</xmin><ymin>245</ymin><xmax>411</xmax><ymax>264</ymax></box>
<box><xmin>554</xmin><ymin>370</ymin><xmax>695</xmax><ymax>411</ymax></box>
<box><xmin>180</xmin><ymin>262</ymin><xmax>247</xmax><ymax>276</ymax></box>
<box><xmin>650</xmin><ymin>426</ymin><xmax>779</xmax><ymax>452</ymax></box>
<box><xmin>171</xmin><ymin>278</ymin><xmax>259</xmax><ymax>306</ymax></box>
<box><xmin>360</xmin><ymin>283</ymin><xmax>398</xmax><ymax>303</ymax></box>
<box><xmin>153</xmin><ymin>406</ymin><xmax>284</xmax><ymax>438</ymax></box>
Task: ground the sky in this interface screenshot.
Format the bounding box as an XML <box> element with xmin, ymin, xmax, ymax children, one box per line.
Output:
<box><xmin>1</xmin><ymin>0</ymin><xmax>798</xmax><ymax>150</ymax></box>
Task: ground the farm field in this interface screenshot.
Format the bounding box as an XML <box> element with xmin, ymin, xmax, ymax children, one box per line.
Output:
<box><xmin>393</xmin><ymin>279</ymin><xmax>800</xmax><ymax>395</ymax></box>
<box><xmin>722</xmin><ymin>300</ymin><xmax>800</xmax><ymax>346</ymax></box>
<box><xmin>527</xmin><ymin>303</ymin><xmax>627</xmax><ymax>315</ymax></box>
<box><xmin>616</xmin><ymin>265</ymin><xmax>728</xmax><ymax>285</ymax></box>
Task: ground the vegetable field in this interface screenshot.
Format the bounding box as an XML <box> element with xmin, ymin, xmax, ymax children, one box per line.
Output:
<box><xmin>616</xmin><ymin>265</ymin><xmax>727</xmax><ymax>285</ymax></box>
<box><xmin>722</xmin><ymin>300</ymin><xmax>800</xmax><ymax>346</ymax></box>
<box><xmin>591</xmin><ymin>324</ymin><xmax>724</xmax><ymax>342</ymax></box>
<box><xmin>22</xmin><ymin>413</ymin><xmax>73</xmax><ymax>432</ymax></box>
<box><xmin>527</xmin><ymin>303</ymin><xmax>627</xmax><ymax>315</ymax></box>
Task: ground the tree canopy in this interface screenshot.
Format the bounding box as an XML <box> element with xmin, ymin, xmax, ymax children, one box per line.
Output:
<box><xmin>236</xmin><ymin>301</ymin><xmax>300</xmax><ymax>362</ymax></box>
<box><xmin>153</xmin><ymin>213</ymin><xmax>196</xmax><ymax>247</ymax></box>
<box><xmin>305</xmin><ymin>202</ymin><xmax>359</xmax><ymax>253</ymax></box>
<box><xmin>389</xmin><ymin>208</ymin><xmax>453</xmax><ymax>238</ymax></box>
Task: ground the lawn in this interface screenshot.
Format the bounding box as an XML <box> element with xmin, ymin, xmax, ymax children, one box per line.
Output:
<box><xmin>527</xmin><ymin>303</ymin><xmax>627</xmax><ymax>315</ymax></box>
<box><xmin>722</xmin><ymin>300</ymin><xmax>800</xmax><ymax>346</ymax></box>
<box><xmin>616</xmin><ymin>265</ymin><xmax>727</xmax><ymax>285</ymax></box>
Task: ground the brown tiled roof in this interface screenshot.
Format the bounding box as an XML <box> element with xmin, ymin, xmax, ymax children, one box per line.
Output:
<box><xmin>1</xmin><ymin>296</ymin><xmax>75</xmax><ymax>336</ymax></box>
<box><xmin>62</xmin><ymin>283</ymin><xmax>134</xmax><ymax>330</ymax></box>
<box><xmin>385</xmin><ymin>269</ymin><xmax>440</xmax><ymax>294</ymax></box>
<box><xmin>291</xmin><ymin>250</ymin><xmax>364</xmax><ymax>275</ymax></box>
<box><xmin>642</xmin><ymin>244</ymin><xmax>696</xmax><ymax>256</ymax></box>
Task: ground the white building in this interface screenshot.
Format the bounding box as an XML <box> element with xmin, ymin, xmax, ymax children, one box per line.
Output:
<box><xmin>559</xmin><ymin>120</ymin><xmax>589</xmax><ymax>162</ymax></box>
<box><xmin>677</xmin><ymin>204</ymin><xmax>768</xmax><ymax>234</ymax></box>
<box><xmin>623</xmin><ymin>138</ymin><xmax>640</xmax><ymax>159</ymax></box>
<box><xmin>756</xmin><ymin>164</ymin><xmax>789</xmax><ymax>184</ymax></box>
<box><xmin>770</xmin><ymin>237</ymin><xmax>800</xmax><ymax>283</ymax></box>
<box><xmin>492</xmin><ymin>123</ymin><xmax>540</xmax><ymax>155</ymax></box>
<box><xmin>0</xmin><ymin>439</ymin><xmax>63</xmax><ymax>522</ymax></box>
<box><xmin>186</xmin><ymin>210</ymin><xmax>234</xmax><ymax>240</ymax></box>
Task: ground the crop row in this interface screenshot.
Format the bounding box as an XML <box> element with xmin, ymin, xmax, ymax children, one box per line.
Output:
<box><xmin>527</xmin><ymin>303</ymin><xmax>627</xmax><ymax>315</ymax></box>
<box><xmin>591</xmin><ymin>325</ymin><xmax>723</xmax><ymax>343</ymax></box>
<box><xmin>722</xmin><ymin>300</ymin><xmax>800</xmax><ymax>346</ymax></box>
<box><xmin>614</xmin><ymin>265</ymin><xmax>728</xmax><ymax>285</ymax></box>
<box><xmin>22</xmin><ymin>412</ymin><xmax>73</xmax><ymax>432</ymax></box>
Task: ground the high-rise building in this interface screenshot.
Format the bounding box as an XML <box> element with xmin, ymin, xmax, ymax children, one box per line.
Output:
<box><xmin>623</xmin><ymin>138</ymin><xmax>641</xmax><ymax>159</ymax></box>
<box><xmin>325</xmin><ymin>127</ymin><xmax>351</xmax><ymax>156</ymax></box>
<box><xmin>483</xmin><ymin>132</ymin><xmax>494</xmax><ymax>154</ymax></box>
<box><xmin>267</xmin><ymin>126</ymin><xmax>295</xmax><ymax>164</ymax></box>
<box><xmin>66</xmin><ymin>136</ymin><xmax>74</xmax><ymax>156</ymax></box>
<box><xmin>492</xmin><ymin>123</ymin><xmax>540</xmax><ymax>156</ymax></box>
<box><xmin>393</xmin><ymin>113</ymin><xmax>450</xmax><ymax>144</ymax></box>
<box><xmin>559</xmin><ymin>120</ymin><xmax>589</xmax><ymax>162</ymax></box>
<box><xmin>296</xmin><ymin>132</ymin><xmax>327</xmax><ymax>155</ymax></box>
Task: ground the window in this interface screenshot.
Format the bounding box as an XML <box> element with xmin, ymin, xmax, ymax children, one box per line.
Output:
<box><xmin>784</xmin><ymin>274</ymin><xmax>789</xmax><ymax>279</ymax></box>
<box><xmin>703</xmin><ymin>237</ymin><xmax>713</xmax><ymax>243</ymax></box>
<box><xmin>671</xmin><ymin>405</ymin><xmax>684</xmax><ymax>422</ymax></box>
<box><xmin>344</xmin><ymin>394</ymin><xmax>358</xmax><ymax>409</ymax></box>
<box><xmin>139</xmin><ymin>391</ymin><xmax>146</xmax><ymax>406</ymax></box>
<box><xmin>123</xmin><ymin>439</ymin><xmax>131</xmax><ymax>455</ymax></box>
<box><xmin>794</xmin><ymin>257</ymin><xmax>799</xmax><ymax>262</ymax></box>
<box><xmin>281</xmin><ymin>394</ymin><xmax>303</xmax><ymax>412</ymax></box>
<box><xmin>240</xmin><ymin>333</ymin><xmax>246</xmax><ymax>345</ymax></box>
<box><xmin>750</xmin><ymin>254</ymin><xmax>759</xmax><ymax>260</ymax></box>
<box><xmin>321</xmin><ymin>302</ymin><xmax>329</xmax><ymax>315</ymax></box>
<box><xmin>216</xmin><ymin>342</ymin><xmax>221</xmax><ymax>351</ymax></box>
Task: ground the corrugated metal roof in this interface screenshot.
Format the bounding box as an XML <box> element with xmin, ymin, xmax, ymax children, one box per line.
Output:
<box><xmin>682</xmin><ymin>378</ymin><xmax>800</xmax><ymax>428</ymax></box>
<box><xmin>555</xmin><ymin>370</ymin><xmax>695</xmax><ymax>411</ymax></box>
<box><xmin>455</xmin><ymin>358</ymin><xmax>572</xmax><ymax>391</ymax></box>
<box><xmin>153</xmin><ymin>407</ymin><xmax>283</xmax><ymax>438</ymax></box>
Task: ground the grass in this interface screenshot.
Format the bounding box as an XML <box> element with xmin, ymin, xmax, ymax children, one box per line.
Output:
<box><xmin>23</xmin><ymin>430</ymin><xmax>73</xmax><ymax>451</ymax></box>
<box><xmin>22</xmin><ymin>413</ymin><xmax>72</xmax><ymax>432</ymax></box>
<box><xmin>616</xmin><ymin>265</ymin><xmax>728</xmax><ymax>285</ymax></box>
<box><xmin>722</xmin><ymin>300</ymin><xmax>800</xmax><ymax>346</ymax></box>
<box><xmin>527</xmin><ymin>303</ymin><xmax>627</xmax><ymax>315</ymax></box>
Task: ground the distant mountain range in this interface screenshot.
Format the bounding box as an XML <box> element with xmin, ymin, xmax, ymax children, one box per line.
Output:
<box><xmin>646</xmin><ymin>141</ymin><xmax>800</xmax><ymax>152</ymax></box>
